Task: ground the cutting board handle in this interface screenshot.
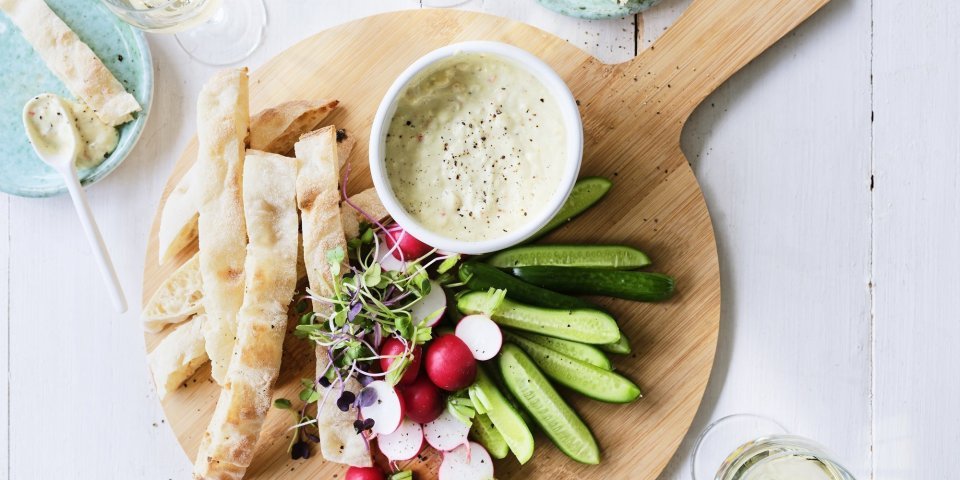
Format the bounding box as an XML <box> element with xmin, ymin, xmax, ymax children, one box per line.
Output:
<box><xmin>623</xmin><ymin>0</ymin><xmax>831</xmax><ymax>122</ymax></box>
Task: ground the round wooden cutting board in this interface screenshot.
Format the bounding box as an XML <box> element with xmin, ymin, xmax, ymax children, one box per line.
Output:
<box><xmin>143</xmin><ymin>2</ymin><xmax>829</xmax><ymax>478</ymax></box>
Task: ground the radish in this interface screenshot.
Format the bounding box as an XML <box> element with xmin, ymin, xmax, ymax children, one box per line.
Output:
<box><xmin>439</xmin><ymin>442</ymin><xmax>495</xmax><ymax>480</ymax></box>
<box><xmin>376</xmin><ymin>418</ymin><xmax>424</xmax><ymax>461</ymax></box>
<box><xmin>423</xmin><ymin>408</ymin><xmax>471</xmax><ymax>451</ymax></box>
<box><xmin>359</xmin><ymin>380</ymin><xmax>406</xmax><ymax>435</ymax></box>
<box><xmin>399</xmin><ymin>375</ymin><xmax>445</xmax><ymax>424</ymax></box>
<box><xmin>379</xmin><ymin>338</ymin><xmax>422</xmax><ymax>386</ymax></box>
<box><xmin>411</xmin><ymin>280</ymin><xmax>446</xmax><ymax>327</ymax></box>
<box><xmin>425</xmin><ymin>334</ymin><xmax>478</xmax><ymax>391</ymax></box>
<box><xmin>384</xmin><ymin>224</ymin><xmax>433</xmax><ymax>260</ymax></box>
<box><xmin>345</xmin><ymin>466</ymin><xmax>387</xmax><ymax>480</ymax></box>
<box><xmin>376</xmin><ymin>234</ymin><xmax>406</xmax><ymax>272</ymax></box>
<box><xmin>455</xmin><ymin>315</ymin><xmax>502</xmax><ymax>361</ymax></box>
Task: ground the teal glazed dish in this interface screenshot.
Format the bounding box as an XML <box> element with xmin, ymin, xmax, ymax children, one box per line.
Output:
<box><xmin>0</xmin><ymin>0</ymin><xmax>153</xmax><ymax>198</ymax></box>
<box><xmin>538</xmin><ymin>0</ymin><xmax>663</xmax><ymax>19</ymax></box>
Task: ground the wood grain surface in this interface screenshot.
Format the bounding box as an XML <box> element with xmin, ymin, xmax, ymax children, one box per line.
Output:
<box><xmin>141</xmin><ymin>3</ymin><xmax>827</xmax><ymax>479</ymax></box>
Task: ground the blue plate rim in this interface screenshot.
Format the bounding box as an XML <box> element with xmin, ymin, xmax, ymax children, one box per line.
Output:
<box><xmin>5</xmin><ymin>18</ymin><xmax>155</xmax><ymax>198</ymax></box>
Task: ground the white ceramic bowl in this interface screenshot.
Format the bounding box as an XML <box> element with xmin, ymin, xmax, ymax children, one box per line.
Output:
<box><xmin>369</xmin><ymin>41</ymin><xmax>583</xmax><ymax>255</ymax></box>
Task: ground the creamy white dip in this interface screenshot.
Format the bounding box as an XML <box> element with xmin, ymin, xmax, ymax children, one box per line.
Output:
<box><xmin>385</xmin><ymin>53</ymin><xmax>566</xmax><ymax>241</ymax></box>
<box><xmin>23</xmin><ymin>93</ymin><xmax>119</xmax><ymax>169</ymax></box>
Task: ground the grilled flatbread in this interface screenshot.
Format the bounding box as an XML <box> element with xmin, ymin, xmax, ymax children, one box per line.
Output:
<box><xmin>295</xmin><ymin>126</ymin><xmax>371</xmax><ymax>467</ymax></box>
<box><xmin>340</xmin><ymin>187</ymin><xmax>389</xmax><ymax>240</ymax></box>
<box><xmin>0</xmin><ymin>0</ymin><xmax>140</xmax><ymax>126</ymax></box>
<box><xmin>249</xmin><ymin>99</ymin><xmax>338</xmax><ymax>154</ymax></box>
<box><xmin>148</xmin><ymin>313</ymin><xmax>207</xmax><ymax>399</ymax></box>
<box><xmin>143</xmin><ymin>253</ymin><xmax>203</xmax><ymax>333</ymax></box>
<box><xmin>194</xmin><ymin>151</ymin><xmax>299</xmax><ymax>479</ymax></box>
<box><xmin>157</xmin><ymin>110</ymin><xmax>348</xmax><ymax>264</ymax></box>
<box><xmin>195</xmin><ymin>68</ymin><xmax>250</xmax><ymax>385</ymax></box>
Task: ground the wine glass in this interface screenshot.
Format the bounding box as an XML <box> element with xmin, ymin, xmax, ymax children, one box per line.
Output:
<box><xmin>100</xmin><ymin>0</ymin><xmax>267</xmax><ymax>66</ymax></box>
<box><xmin>691</xmin><ymin>414</ymin><xmax>857</xmax><ymax>480</ymax></box>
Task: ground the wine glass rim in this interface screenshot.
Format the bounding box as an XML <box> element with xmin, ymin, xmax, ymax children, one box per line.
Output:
<box><xmin>99</xmin><ymin>0</ymin><xmax>189</xmax><ymax>13</ymax></box>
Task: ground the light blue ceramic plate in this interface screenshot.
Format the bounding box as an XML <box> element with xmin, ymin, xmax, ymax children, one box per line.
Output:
<box><xmin>538</xmin><ymin>0</ymin><xmax>662</xmax><ymax>19</ymax></box>
<box><xmin>0</xmin><ymin>0</ymin><xmax>153</xmax><ymax>198</ymax></box>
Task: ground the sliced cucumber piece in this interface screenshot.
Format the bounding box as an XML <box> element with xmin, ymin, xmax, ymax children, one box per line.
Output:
<box><xmin>458</xmin><ymin>290</ymin><xmax>620</xmax><ymax>345</ymax></box>
<box><xmin>499</xmin><ymin>344</ymin><xmax>600</xmax><ymax>464</ymax></box>
<box><xmin>599</xmin><ymin>333</ymin><xmax>632</xmax><ymax>355</ymax></box>
<box><xmin>530</xmin><ymin>177</ymin><xmax>613</xmax><ymax>242</ymax></box>
<box><xmin>512</xmin><ymin>267</ymin><xmax>675</xmax><ymax>302</ymax></box>
<box><xmin>459</xmin><ymin>261</ymin><xmax>597</xmax><ymax>311</ymax></box>
<box><xmin>469</xmin><ymin>368</ymin><xmax>535</xmax><ymax>464</ymax></box>
<box><xmin>470</xmin><ymin>413</ymin><xmax>510</xmax><ymax>460</ymax></box>
<box><xmin>487</xmin><ymin>245</ymin><xmax>651</xmax><ymax>270</ymax></box>
<box><xmin>503</xmin><ymin>331</ymin><xmax>642</xmax><ymax>403</ymax></box>
<box><xmin>514</xmin><ymin>330</ymin><xmax>612</xmax><ymax>371</ymax></box>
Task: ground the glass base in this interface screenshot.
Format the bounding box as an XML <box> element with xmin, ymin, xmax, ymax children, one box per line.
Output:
<box><xmin>691</xmin><ymin>414</ymin><xmax>788</xmax><ymax>480</ymax></box>
<box><xmin>175</xmin><ymin>0</ymin><xmax>267</xmax><ymax>66</ymax></box>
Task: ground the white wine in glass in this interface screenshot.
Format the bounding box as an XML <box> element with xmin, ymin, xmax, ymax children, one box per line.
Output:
<box><xmin>101</xmin><ymin>0</ymin><xmax>266</xmax><ymax>66</ymax></box>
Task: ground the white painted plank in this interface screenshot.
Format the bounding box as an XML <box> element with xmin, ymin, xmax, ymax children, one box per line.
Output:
<box><xmin>659</xmin><ymin>0</ymin><xmax>874</xmax><ymax>477</ymax></box>
<box><xmin>463</xmin><ymin>0</ymin><xmax>636</xmax><ymax>64</ymax></box>
<box><xmin>4</xmin><ymin>2</ymin><xmax>422</xmax><ymax>479</ymax></box>
<box><xmin>638</xmin><ymin>0</ymin><xmax>693</xmax><ymax>51</ymax></box>
<box><xmin>873</xmin><ymin>1</ymin><xmax>960</xmax><ymax>478</ymax></box>
<box><xmin>0</xmin><ymin>193</ymin><xmax>8</xmax><ymax>479</ymax></box>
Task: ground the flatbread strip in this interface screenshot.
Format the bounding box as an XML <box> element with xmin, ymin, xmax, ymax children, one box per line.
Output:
<box><xmin>295</xmin><ymin>126</ymin><xmax>371</xmax><ymax>467</ymax></box>
<box><xmin>195</xmin><ymin>68</ymin><xmax>250</xmax><ymax>385</ymax></box>
<box><xmin>149</xmin><ymin>313</ymin><xmax>207</xmax><ymax>400</ymax></box>
<box><xmin>194</xmin><ymin>151</ymin><xmax>299</xmax><ymax>480</ymax></box>
<box><xmin>158</xmin><ymin>110</ymin><xmax>346</xmax><ymax>265</ymax></box>
<box><xmin>0</xmin><ymin>0</ymin><xmax>140</xmax><ymax>126</ymax></box>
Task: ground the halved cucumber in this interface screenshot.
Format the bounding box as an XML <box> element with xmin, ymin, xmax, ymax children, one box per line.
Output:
<box><xmin>512</xmin><ymin>267</ymin><xmax>676</xmax><ymax>302</ymax></box>
<box><xmin>599</xmin><ymin>333</ymin><xmax>633</xmax><ymax>355</ymax></box>
<box><xmin>457</xmin><ymin>290</ymin><xmax>620</xmax><ymax>345</ymax></box>
<box><xmin>499</xmin><ymin>344</ymin><xmax>600</xmax><ymax>464</ymax></box>
<box><xmin>487</xmin><ymin>245</ymin><xmax>651</xmax><ymax>270</ymax></box>
<box><xmin>470</xmin><ymin>413</ymin><xmax>510</xmax><ymax>460</ymax></box>
<box><xmin>469</xmin><ymin>368</ymin><xmax>535</xmax><ymax>464</ymax></box>
<box><xmin>530</xmin><ymin>177</ymin><xmax>613</xmax><ymax>242</ymax></box>
<box><xmin>503</xmin><ymin>331</ymin><xmax>642</xmax><ymax>403</ymax></box>
<box><xmin>459</xmin><ymin>261</ymin><xmax>597</xmax><ymax>311</ymax></box>
<box><xmin>514</xmin><ymin>330</ymin><xmax>612</xmax><ymax>371</ymax></box>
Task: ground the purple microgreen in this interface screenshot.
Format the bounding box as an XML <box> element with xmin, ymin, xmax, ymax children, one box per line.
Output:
<box><xmin>358</xmin><ymin>386</ymin><xmax>378</xmax><ymax>408</ymax></box>
<box><xmin>337</xmin><ymin>391</ymin><xmax>356</xmax><ymax>412</ymax></box>
<box><xmin>353</xmin><ymin>418</ymin><xmax>375</xmax><ymax>434</ymax></box>
<box><xmin>304</xmin><ymin>433</ymin><xmax>321</xmax><ymax>443</ymax></box>
<box><xmin>290</xmin><ymin>441</ymin><xmax>310</xmax><ymax>460</ymax></box>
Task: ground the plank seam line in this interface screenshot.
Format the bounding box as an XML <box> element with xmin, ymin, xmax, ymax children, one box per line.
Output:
<box><xmin>868</xmin><ymin>0</ymin><xmax>876</xmax><ymax>477</ymax></box>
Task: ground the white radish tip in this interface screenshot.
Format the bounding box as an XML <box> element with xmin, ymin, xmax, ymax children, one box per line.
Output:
<box><xmin>359</xmin><ymin>380</ymin><xmax>405</xmax><ymax>435</ymax></box>
<box><xmin>439</xmin><ymin>441</ymin><xmax>495</xmax><ymax>480</ymax></box>
<box><xmin>455</xmin><ymin>314</ymin><xmax>503</xmax><ymax>361</ymax></box>
<box><xmin>412</xmin><ymin>279</ymin><xmax>446</xmax><ymax>327</ymax></box>
<box><xmin>423</xmin><ymin>408</ymin><xmax>471</xmax><ymax>452</ymax></box>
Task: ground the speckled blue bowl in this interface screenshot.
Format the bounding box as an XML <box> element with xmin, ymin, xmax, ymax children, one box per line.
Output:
<box><xmin>0</xmin><ymin>0</ymin><xmax>153</xmax><ymax>198</ymax></box>
<box><xmin>538</xmin><ymin>0</ymin><xmax>663</xmax><ymax>19</ymax></box>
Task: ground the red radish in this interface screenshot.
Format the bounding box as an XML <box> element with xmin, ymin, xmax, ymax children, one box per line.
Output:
<box><xmin>359</xmin><ymin>380</ymin><xmax>406</xmax><ymax>435</ymax></box>
<box><xmin>345</xmin><ymin>466</ymin><xmax>386</xmax><ymax>480</ymax></box>
<box><xmin>379</xmin><ymin>338</ymin><xmax>421</xmax><ymax>386</ymax></box>
<box><xmin>384</xmin><ymin>224</ymin><xmax>433</xmax><ymax>260</ymax></box>
<box><xmin>425</xmin><ymin>334</ymin><xmax>478</xmax><ymax>391</ymax></box>
<box><xmin>399</xmin><ymin>375</ymin><xmax>445</xmax><ymax>424</ymax></box>
<box><xmin>439</xmin><ymin>442</ymin><xmax>495</xmax><ymax>480</ymax></box>
<box><xmin>423</xmin><ymin>408</ymin><xmax>472</xmax><ymax>451</ymax></box>
<box><xmin>455</xmin><ymin>315</ymin><xmax>502</xmax><ymax>361</ymax></box>
<box><xmin>376</xmin><ymin>234</ymin><xmax>406</xmax><ymax>272</ymax></box>
<box><xmin>376</xmin><ymin>418</ymin><xmax>424</xmax><ymax>461</ymax></box>
<box><xmin>412</xmin><ymin>280</ymin><xmax>446</xmax><ymax>327</ymax></box>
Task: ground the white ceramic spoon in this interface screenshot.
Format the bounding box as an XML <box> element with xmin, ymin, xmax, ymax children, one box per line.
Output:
<box><xmin>23</xmin><ymin>95</ymin><xmax>128</xmax><ymax>313</ymax></box>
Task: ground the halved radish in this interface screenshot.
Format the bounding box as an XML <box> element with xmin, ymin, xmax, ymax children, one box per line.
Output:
<box><xmin>376</xmin><ymin>234</ymin><xmax>406</xmax><ymax>272</ymax></box>
<box><xmin>376</xmin><ymin>418</ymin><xmax>424</xmax><ymax>461</ymax></box>
<box><xmin>455</xmin><ymin>315</ymin><xmax>502</xmax><ymax>361</ymax></box>
<box><xmin>423</xmin><ymin>407</ymin><xmax>471</xmax><ymax>451</ymax></box>
<box><xmin>439</xmin><ymin>442</ymin><xmax>495</xmax><ymax>480</ymax></box>
<box><xmin>384</xmin><ymin>224</ymin><xmax>434</xmax><ymax>260</ymax></box>
<box><xmin>411</xmin><ymin>280</ymin><xmax>446</xmax><ymax>327</ymax></box>
<box><xmin>359</xmin><ymin>380</ymin><xmax>406</xmax><ymax>435</ymax></box>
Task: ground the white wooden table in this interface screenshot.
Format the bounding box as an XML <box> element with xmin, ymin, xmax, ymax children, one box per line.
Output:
<box><xmin>0</xmin><ymin>0</ymin><xmax>954</xmax><ymax>478</ymax></box>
